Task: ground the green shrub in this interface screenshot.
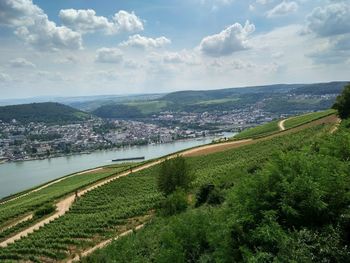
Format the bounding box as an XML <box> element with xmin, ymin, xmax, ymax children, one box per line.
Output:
<box><xmin>160</xmin><ymin>189</ymin><xmax>188</xmax><ymax>217</ymax></box>
<box><xmin>34</xmin><ymin>203</ymin><xmax>56</xmax><ymax>218</ymax></box>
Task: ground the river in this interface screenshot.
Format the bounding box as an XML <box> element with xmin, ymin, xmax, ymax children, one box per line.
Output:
<box><xmin>0</xmin><ymin>133</ymin><xmax>235</xmax><ymax>198</ymax></box>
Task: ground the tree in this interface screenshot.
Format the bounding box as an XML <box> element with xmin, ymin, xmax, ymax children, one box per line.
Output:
<box><xmin>157</xmin><ymin>156</ymin><xmax>191</xmax><ymax>196</ymax></box>
<box><xmin>333</xmin><ymin>83</ymin><xmax>350</xmax><ymax>119</ymax></box>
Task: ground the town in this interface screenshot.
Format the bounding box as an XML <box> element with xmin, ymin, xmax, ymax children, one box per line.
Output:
<box><xmin>0</xmin><ymin>106</ymin><xmax>281</xmax><ymax>163</ymax></box>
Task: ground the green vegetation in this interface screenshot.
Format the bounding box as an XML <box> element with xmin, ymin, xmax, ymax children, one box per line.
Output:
<box><xmin>126</xmin><ymin>100</ymin><xmax>168</xmax><ymax>115</ymax></box>
<box><xmin>284</xmin><ymin>109</ymin><xmax>336</xmax><ymax>129</ymax></box>
<box><xmin>91</xmin><ymin>82</ymin><xmax>347</xmax><ymax>119</ymax></box>
<box><xmin>0</xmin><ymin>163</ymin><xmax>135</xmax><ymax>229</ymax></box>
<box><xmin>333</xmin><ymin>83</ymin><xmax>350</xmax><ymax>119</ymax></box>
<box><xmin>0</xmin><ymin>168</ymin><xmax>162</xmax><ymax>262</ymax></box>
<box><xmin>157</xmin><ymin>156</ymin><xmax>190</xmax><ymax>196</ymax></box>
<box><xmin>234</xmin><ymin>120</ymin><xmax>280</xmax><ymax>140</ymax></box>
<box><xmin>0</xmin><ymin>102</ymin><xmax>90</xmax><ymax>124</ymax></box>
<box><xmin>0</xmin><ymin>106</ymin><xmax>346</xmax><ymax>262</ymax></box>
<box><xmin>92</xmin><ymin>104</ymin><xmax>144</xmax><ymax>119</ymax></box>
<box><xmin>82</xmin><ymin>120</ymin><xmax>350</xmax><ymax>263</ymax></box>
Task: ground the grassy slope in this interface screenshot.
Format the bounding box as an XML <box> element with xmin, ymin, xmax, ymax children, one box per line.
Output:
<box><xmin>234</xmin><ymin>120</ymin><xmax>280</xmax><ymax>140</ymax></box>
<box><xmin>0</xmin><ymin>121</ymin><xmax>332</xmax><ymax>261</ymax></box>
<box><xmin>284</xmin><ymin>109</ymin><xmax>336</xmax><ymax>129</ymax></box>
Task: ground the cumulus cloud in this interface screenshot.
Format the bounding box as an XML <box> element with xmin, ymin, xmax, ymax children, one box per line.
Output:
<box><xmin>0</xmin><ymin>0</ymin><xmax>82</xmax><ymax>51</ymax></box>
<box><xmin>9</xmin><ymin>57</ymin><xmax>35</xmax><ymax>68</ymax></box>
<box><xmin>59</xmin><ymin>9</ymin><xmax>143</xmax><ymax>35</ymax></box>
<box><xmin>266</xmin><ymin>1</ymin><xmax>298</xmax><ymax>18</ymax></box>
<box><xmin>305</xmin><ymin>2</ymin><xmax>350</xmax><ymax>37</ymax></box>
<box><xmin>199</xmin><ymin>21</ymin><xmax>255</xmax><ymax>57</ymax></box>
<box><xmin>119</xmin><ymin>34</ymin><xmax>171</xmax><ymax>49</ymax></box>
<box><xmin>95</xmin><ymin>48</ymin><xmax>124</xmax><ymax>63</ymax></box>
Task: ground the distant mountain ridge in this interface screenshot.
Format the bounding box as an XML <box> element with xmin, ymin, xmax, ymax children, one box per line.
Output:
<box><xmin>92</xmin><ymin>81</ymin><xmax>348</xmax><ymax>119</ymax></box>
<box><xmin>0</xmin><ymin>102</ymin><xmax>90</xmax><ymax>124</ymax></box>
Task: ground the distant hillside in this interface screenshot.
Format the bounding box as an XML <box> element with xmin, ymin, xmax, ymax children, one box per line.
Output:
<box><xmin>0</xmin><ymin>102</ymin><xmax>90</xmax><ymax>124</ymax></box>
<box><xmin>92</xmin><ymin>81</ymin><xmax>348</xmax><ymax>119</ymax></box>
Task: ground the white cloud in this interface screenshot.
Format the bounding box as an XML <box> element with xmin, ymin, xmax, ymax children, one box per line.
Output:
<box><xmin>305</xmin><ymin>2</ymin><xmax>350</xmax><ymax>37</ymax></box>
<box><xmin>59</xmin><ymin>9</ymin><xmax>143</xmax><ymax>35</ymax></box>
<box><xmin>0</xmin><ymin>0</ymin><xmax>82</xmax><ymax>51</ymax></box>
<box><xmin>120</xmin><ymin>34</ymin><xmax>171</xmax><ymax>49</ymax></box>
<box><xmin>54</xmin><ymin>55</ymin><xmax>79</xmax><ymax>64</ymax></box>
<box><xmin>199</xmin><ymin>21</ymin><xmax>255</xmax><ymax>57</ymax></box>
<box><xmin>95</xmin><ymin>48</ymin><xmax>123</xmax><ymax>63</ymax></box>
<box><xmin>9</xmin><ymin>57</ymin><xmax>35</xmax><ymax>68</ymax></box>
<box><xmin>266</xmin><ymin>1</ymin><xmax>298</xmax><ymax>17</ymax></box>
<box><xmin>0</xmin><ymin>72</ymin><xmax>11</xmax><ymax>82</ymax></box>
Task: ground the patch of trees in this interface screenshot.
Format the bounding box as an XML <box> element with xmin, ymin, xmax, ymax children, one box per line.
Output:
<box><xmin>333</xmin><ymin>83</ymin><xmax>350</xmax><ymax>119</ymax></box>
<box><xmin>92</xmin><ymin>104</ymin><xmax>144</xmax><ymax>119</ymax></box>
<box><xmin>0</xmin><ymin>102</ymin><xmax>89</xmax><ymax>124</ymax></box>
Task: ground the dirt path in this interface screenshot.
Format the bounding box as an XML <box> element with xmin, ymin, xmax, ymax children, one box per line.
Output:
<box><xmin>278</xmin><ymin>119</ymin><xmax>286</xmax><ymax>131</ymax></box>
<box><xmin>0</xmin><ymin>114</ymin><xmax>340</xmax><ymax>248</ymax></box>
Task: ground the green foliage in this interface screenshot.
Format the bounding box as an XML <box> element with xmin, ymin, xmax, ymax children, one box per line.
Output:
<box><xmin>0</xmin><ymin>168</ymin><xmax>162</xmax><ymax>261</ymax></box>
<box><xmin>0</xmin><ymin>163</ymin><xmax>134</xmax><ymax>227</ymax></box>
<box><xmin>157</xmin><ymin>156</ymin><xmax>191</xmax><ymax>196</ymax></box>
<box><xmin>234</xmin><ymin>120</ymin><xmax>280</xmax><ymax>140</ymax></box>
<box><xmin>0</xmin><ymin>102</ymin><xmax>89</xmax><ymax>124</ymax></box>
<box><xmin>92</xmin><ymin>104</ymin><xmax>144</xmax><ymax>119</ymax></box>
<box><xmin>284</xmin><ymin>109</ymin><xmax>336</xmax><ymax>129</ymax></box>
<box><xmin>195</xmin><ymin>184</ymin><xmax>224</xmax><ymax>207</ymax></box>
<box><xmin>82</xmin><ymin>121</ymin><xmax>350</xmax><ymax>262</ymax></box>
<box><xmin>333</xmin><ymin>83</ymin><xmax>350</xmax><ymax>119</ymax></box>
<box><xmin>34</xmin><ymin>203</ymin><xmax>55</xmax><ymax>217</ymax></box>
<box><xmin>159</xmin><ymin>189</ymin><xmax>188</xmax><ymax>217</ymax></box>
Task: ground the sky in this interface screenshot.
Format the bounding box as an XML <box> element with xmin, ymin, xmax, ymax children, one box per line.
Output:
<box><xmin>0</xmin><ymin>0</ymin><xmax>349</xmax><ymax>99</ymax></box>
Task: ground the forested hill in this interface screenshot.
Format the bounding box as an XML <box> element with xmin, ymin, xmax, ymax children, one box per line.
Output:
<box><xmin>0</xmin><ymin>102</ymin><xmax>90</xmax><ymax>124</ymax></box>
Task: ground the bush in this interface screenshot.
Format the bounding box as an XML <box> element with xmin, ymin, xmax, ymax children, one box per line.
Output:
<box><xmin>333</xmin><ymin>83</ymin><xmax>350</xmax><ymax>119</ymax></box>
<box><xmin>195</xmin><ymin>184</ymin><xmax>224</xmax><ymax>207</ymax></box>
<box><xmin>160</xmin><ymin>189</ymin><xmax>188</xmax><ymax>217</ymax></box>
<box><xmin>34</xmin><ymin>203</ymin><xmax>56</xmax><ymax>218</ymax></box>
<box><xmin>157</xmin><ymin>156</ymin><xmax>191</xmax><ymax>196</ymax></box>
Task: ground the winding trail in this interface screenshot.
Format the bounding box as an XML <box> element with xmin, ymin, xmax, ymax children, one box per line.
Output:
<box><xmin>0</xmin><ymin>114</ymin><xmax>340</xmax><ymax>249</ymax></box>
<box><xmin>278</xmin><ymin>119</ymin><xmax>286</xmax><ymax>131</ymax></box>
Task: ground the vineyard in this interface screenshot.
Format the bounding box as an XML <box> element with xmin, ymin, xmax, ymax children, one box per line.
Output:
<box><xmin>0</xmin><ymin>163</ymin><xmax>137</xmax><ymax>241</ymax></box>
<box><xmin>283</xmin><ymin>109</ymin><xmax>336</xmax><ymax>129</ymax></box>
<box><xmin>233</xmin><ymin>120</ymin><xmax>280</xmax><ymax>140</ymax></box>
<box><xmin>0</xmin><ymin>167</ymin><xmax>162</xmax><ymax>262</ymax></box>
<box><xmin>83</xmin><ymin>121</ymin><xmax>350</xmax><ymax>262</ymax></box>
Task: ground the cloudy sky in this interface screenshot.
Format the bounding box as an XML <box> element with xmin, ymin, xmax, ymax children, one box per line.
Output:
<box><xmin>0</xmin><ymin>0</ymin><xmax>349</xmax><ymax>99</ymax></box>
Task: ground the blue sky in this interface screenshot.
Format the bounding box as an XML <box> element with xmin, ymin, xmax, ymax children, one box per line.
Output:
<box><xmin>0</xmin><ymin>0</ymin><xmax>349</xmax><ymax>98</ymax></box>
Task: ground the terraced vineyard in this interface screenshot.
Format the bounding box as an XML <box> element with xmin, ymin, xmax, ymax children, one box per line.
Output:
<box><xmin>233</xmin><ymin>120</ymin><xmax>280</xmax><ymax>140</ymax></box>
<box><xmin>0</xmin><ymin>168</ymin><xmax>161</xmax><ymax>262</ymax></box>
<box><xmin>283</xmin><ymin>109</ymin><xmax>336</xmax><ymax>129</ymax></box>
<box><xmin>0</xmin><ymin>163</ymin><xmax>136</xmax><ymax>240</ymax></box>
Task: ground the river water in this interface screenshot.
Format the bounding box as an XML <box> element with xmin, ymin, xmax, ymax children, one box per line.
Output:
<box><xmin>0</xmin><ymin>133</ymin><xmax>234</xmax><ymax>198</ymax></box>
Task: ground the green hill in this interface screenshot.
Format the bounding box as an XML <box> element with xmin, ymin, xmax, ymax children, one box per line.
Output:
<box><xmin>91</xmin><ymin>82</ymin><xmax>347</xmax><ymax>119</ymax></box>
<box><xmin>0</xmin><ymin>102</ymin><xmax>90</xmax><ymax>124</ymax></box>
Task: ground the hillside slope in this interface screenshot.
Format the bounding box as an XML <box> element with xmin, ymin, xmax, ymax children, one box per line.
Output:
<box><xmin>0</xmin><ymin>102</ymin><xmax>90</xmax><ymax>124</ymax></box>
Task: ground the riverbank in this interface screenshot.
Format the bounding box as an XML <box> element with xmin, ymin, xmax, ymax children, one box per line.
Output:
<box><xmin>1</xmin><ymin>134</ymin><xmax>228</xmax><ymax>165</ymax></box>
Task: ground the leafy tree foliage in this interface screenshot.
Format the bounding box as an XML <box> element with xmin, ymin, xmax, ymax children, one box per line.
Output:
<box><xmin>159</xmin><ymin>189</ymin><xmax>188</xmax><ymax>217</ymax></box>
<box><xmin>157</xmin><ymin>156</ymin><xmax>191</xmax><ymax>196</ymax></box>
<box><xmin>333</xmin><ymin>83</ymin><xmax>350</xmax><ymax>119</ymax></box>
